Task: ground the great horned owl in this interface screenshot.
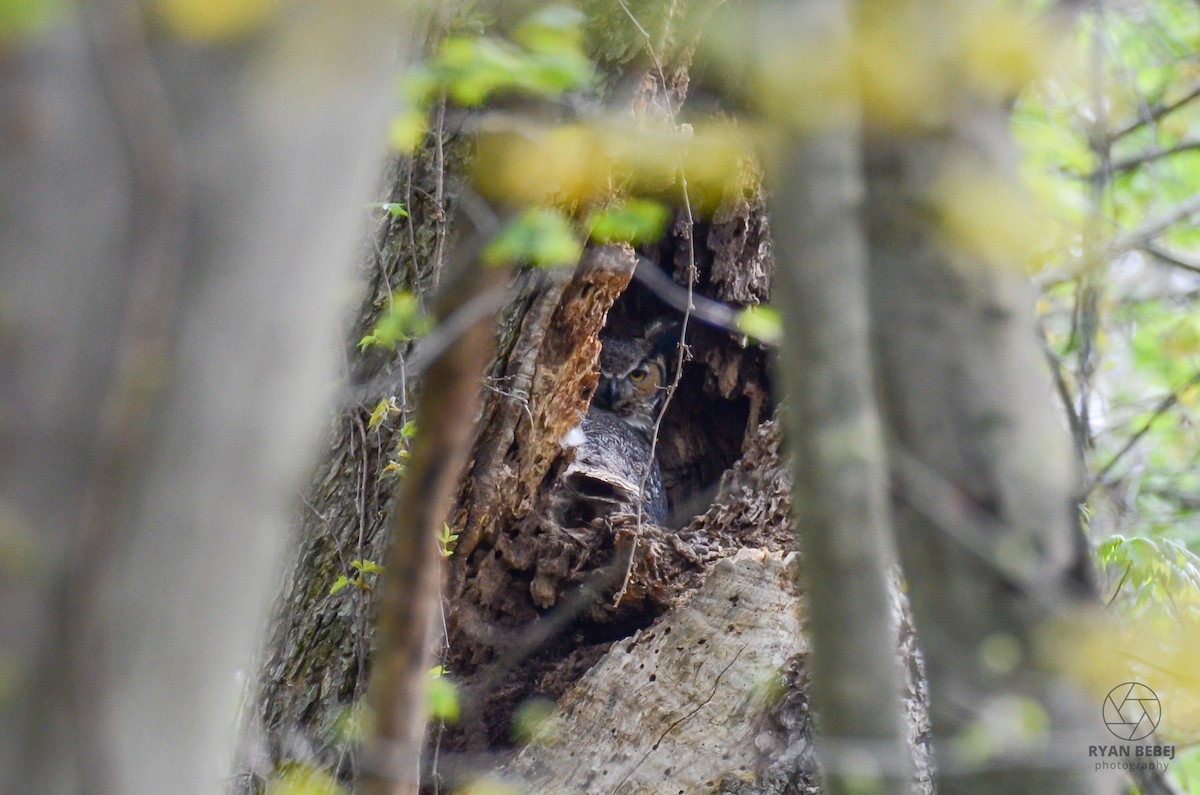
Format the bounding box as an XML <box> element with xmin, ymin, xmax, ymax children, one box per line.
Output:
<box><xmin>559</xmin><ymin>407</ymin><xmax>668</xmax><ymax>525</ymax></box>
<box><xmin>593</xmin><ymin>319</ymin><xmax>681</xmax><ymax>434</ymax></box>
<box><xmin>554</xmin><ymin>320</ymin><xmax>680</xmax><ymax>526</ymax></box>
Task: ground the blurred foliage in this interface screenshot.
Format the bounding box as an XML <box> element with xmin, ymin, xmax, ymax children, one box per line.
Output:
<box><xmin>586</xmin><ymin>199</ymin><xmax>671</xmax><ymax>246</ymax></box>
<box><xmin>391</xmin><ymin>5</ymin><xmax>594</xmax><ymax>151</ymax></box>
<box><xmin>427</xmin><ymin>665</ymin><xmax>461</xmax><ymax>722</ymax></box>
<box><xmin>152</xmin><ymin>0</ymin><xmax>280</xmax><ymax>42</ymax></box>
<box><xmin>735</xmin><ymin>305</ymin><xmax>783</xmax><ymax>345</ymax></box>
<box><xmin>512</xmin><ymin>697</ymin><xmax>557</xmax><ymax>745</ymax></box>
<box><xmin>0</xmin><ymin>0</ymin><xmax>65</xmax><ymax>43</ymax></box>
<box><xmin>470</xmin><ymin>120</ymin><xmax>748</xmax><ymax>211</ymax></box>
<box><xmin>1016</xmin><ymin>0</ymin><xmax>1200</xmax><ymax>782</ymax></box>
<box><xmin>358</xmin><ymin>291</ymin><xmax>432</xmax><ymax>351</ymax></box>
<box><xmin>264</xmin><ymin>764</ymin><xmax>346</xmax><ymax>795</ymax></box>
<box><xmin>391</xmin><ymin>4</ymin><xmax>745</xmax><ymax>269</ymax></box>
<box><xmin>484</xmin><ymin>207</ymin><xmax>583</xmax><ymax>269</ymax></box>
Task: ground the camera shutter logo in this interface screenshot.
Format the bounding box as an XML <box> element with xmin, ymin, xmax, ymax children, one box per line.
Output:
<box><xmin>1103</xmin><ymin>683</ymin><xmax>1161</xmax><ymax>741</ymax></box>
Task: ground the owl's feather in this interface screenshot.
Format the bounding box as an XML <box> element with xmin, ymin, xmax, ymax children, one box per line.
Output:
<box><xmin>594</xmin><ymin>319</ymin><xmax>680</xmax><ymax>433</ymax></box>
<box><xmin>552</xmin><ymin>320</ymin><xmax>679</xmax><ymax>527</ymax></box>
<box><xmin>559</xmin><ymin>408</ymin><xmax>668</xmax><ymax>525</ymax></box>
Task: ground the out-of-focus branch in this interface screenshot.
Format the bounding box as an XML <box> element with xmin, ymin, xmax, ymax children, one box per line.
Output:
<box><xmin>1111</xmin><ymin>192</ymin><xmax>1200</xmax><ymax>254</ymax></box>
<box><xmin>1107</xmin><ymin>85</ymin><xmax>1200</xmax><ymax>143</ymax></box>
<box><xmin>1109</xmin><ymin>139</ymin><xmax>1200</xmax><ymax>175</ymax></box>
<box><xmin>768</xmin><ymin>4</ymin><xmax>911</xmax><ymax>792</ymax></box>
<box><xmin>1142</xmin><ymin>242</ymin><xmax>1200</xmax><ymax>276</ymax></box>
<box><xmin>359</xmin><ymin>244</ymin><xmax>505</xmax><ymax>795</ymax></box>
<box><xmin>1086</xmin><ymin>371</ymin><xmax>1200</xmax><ymax>494</ymax></box>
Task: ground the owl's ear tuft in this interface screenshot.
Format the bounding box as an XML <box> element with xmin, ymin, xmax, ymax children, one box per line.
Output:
<box><xmin>645</xmin><ymin>317</ymin><xmax>682</xmax><ymax>358</ymax></box>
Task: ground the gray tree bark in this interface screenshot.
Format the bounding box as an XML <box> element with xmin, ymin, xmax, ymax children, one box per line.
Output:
<box><xmin>864</xmin><ymin>107</ymin><xmax>1117</xmax><ymax>795</ymax></box>
<box><xmin>769</xmin><ymin>2</ymin><xmax>912</xmax><ymax>788</ymax></box>
<box><xmin>0</xmin><ymin>0</ymin><xmax>402</xmax><ymax>792</ymax></box>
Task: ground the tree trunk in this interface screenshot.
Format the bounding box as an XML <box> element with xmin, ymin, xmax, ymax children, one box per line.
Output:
<box><xmin>1</xmin><ymin>1</ymin><xmax>401</xmax><ymax>792</ymax></box>
<box><xmin>863</xmin><ymin>109</ymin><xmax>1117</xmax><ymax>794</ymax></box>
<box><xmin>236</xmin><ymin>135</ymin><xmax>464</xmax><ymax>786</ymax></box>
<box><xmin>769</xmin><ymin>2</ymin><xmax>912</xmax><ymax>787</ymax></box>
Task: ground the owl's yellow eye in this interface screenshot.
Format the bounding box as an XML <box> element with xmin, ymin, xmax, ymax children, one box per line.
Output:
<box><xmin>629</xmin><ymin>368</ymin><xmax>648</xmax><ymax>383</ymax></box>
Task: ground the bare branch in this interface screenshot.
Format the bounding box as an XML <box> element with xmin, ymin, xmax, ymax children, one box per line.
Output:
<box><xmin>1111</xmin><ymin>192</ymin><xmax>1200</xmax><ymax>253</ymax></box>
<box><xmin>1108</xmin><ymin>85</ymin><xmax>1200</xmax><ymax>143</ymax></box>
<box><xmin>1110</xmin><ymin>138</ymin><xmax>1200</xmax><ymax>175</ymax></box>
<box><xmin>1142</xmin><ymin>242</ymin><xmax>1200</xmax><ymax>276</ymax></box>
<box><xmin>1086</xmin><ymin>371</ymin><xmax>1200</xmax><ymax>494</ymax></box>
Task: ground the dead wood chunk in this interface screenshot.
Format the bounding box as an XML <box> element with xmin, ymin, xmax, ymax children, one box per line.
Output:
<box><xmin>708</xmin><ymin>169</ymin><xmax>773</xmax><ymax>306</ymax></box>
<box><xmin>501</xmin><ymin>551</ymin><xmax>807</xmax><ymax>795</ymax></box>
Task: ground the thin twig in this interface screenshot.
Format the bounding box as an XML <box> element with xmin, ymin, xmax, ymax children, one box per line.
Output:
<box><xmin>1111</xmin><ymin>192</ymin><xmax>1200</xmax><ymax>254</ymax></box>
<box><xmin>1108</xmin><ymin>138</ymin><xmax>1200</xmax><ymax>175</ymax></box>
<box><xmin>1037</xmin><ymin>323</ymin><xmax>1087</xmax><ymax>465</ymax></box>
<box><xmin>1086</xmin><ymin>371</ymin><xmax>1200</xmax><ymax>493</ymax></box>
<box><xmin>430</xmin><ymin>98</ymin><xmax>448</xmax><ymax>294</ymax></box>
<box><xmin>1142</xmin><ymin>242</ymin><xmax>1200</xmax><ymax>276</ymax></box>
<box><xmin>612</xmin><ymin>0</ymin><xmax>696</xmax><ymax>606</ymax></box>
<box><xmin>1108</xmin><ymin>84</ymin><xmax>1200</xmax><ymax>142</ymax></box>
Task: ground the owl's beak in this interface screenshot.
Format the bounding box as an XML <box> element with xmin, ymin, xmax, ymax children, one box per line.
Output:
<box><xmin>601</xmin><ymin>379</ymin><xmax>620</xmax><ymax>406</ymax></box>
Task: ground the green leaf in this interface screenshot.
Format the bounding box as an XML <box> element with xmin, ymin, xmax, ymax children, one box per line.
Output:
<box><xmin>586</xmin><ymin>199</ymin><xmax>671</xmax><ymax>245</ymax></box>
<box><xmin>735</xmin><ymin>305</ymin><xmax>783</xmax><ymax>344</ymax></box>
<box><xmin>427</xmin><ymin>676</ymin><xmax>461</xmax><ymax>722</ymax></box>
<box><xmin>368</xmin><ymin>202</ymin><xmax>408</xmax><ymax>218</ymax></box>
<box><xmin>330</xmin><ymin>576</ymin><xmax>351</xmax><ymax>595</ymax></box>
<box><xmin>360</xmin><ymin>292</ymin><xmax>432</xmax><ymax>351</ymax></box>
<box><xmin>484</xmin><ymin>208</ymin><xmax>582</xmax><ymax>269</ymax></box>
<box><xmin>350</xmin><ymin>559</ymin><xmax>385</xmax><ymax>575</ymax></box>
<box><xmin>437</xmin><ymin>522</ymin><xmax>459</xmax><ymax>558</ymax></box>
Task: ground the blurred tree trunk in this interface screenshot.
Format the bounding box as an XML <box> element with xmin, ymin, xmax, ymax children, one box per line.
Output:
<box><xmin>770</xmin><ymin>14</ymin><xmax>912</xmax><ymax>794</ymax></box>
<box><xmin>863</xmin><ymin>103</ymin><xmax>1114</xmax><ymax>794</ymax></box>
<box><xmin>235</xmin><ymin>137</ymin><xmax>462</xmax><ymax>789</ymax></box>
<box><xmin>0</xmin><ymin>1</ymin><xmax>402</xmax><ymax>793</ymax></box>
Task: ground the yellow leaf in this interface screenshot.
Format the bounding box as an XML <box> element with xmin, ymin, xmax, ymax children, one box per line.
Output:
<box><xmin>152</xmin><ymin>0</ymin><xmax>279</xmax><ymax>43</ymax></box>
<box><xmin>854</xmin><ymin>6</ymin><xmax>946</xmax><ymax>131</ymax></box>
<box><xmin>958</xmin><ymin>6</ymin><xmax>1053</xmax><ymax>99</ymax></box>
<box><xmin>367</xmin><ymin>399</ymin><xmax>389</xmax><ymax>431</ymax></box>
<box><xmin>265</xmin><ymin>764</ymin><xmax>345</xmax><ymax>795</ymax></box>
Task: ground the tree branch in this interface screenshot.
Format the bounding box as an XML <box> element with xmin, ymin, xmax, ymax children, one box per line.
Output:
<box><xmin>1142</xmin><ymin>242</ymin><xmax>1200</xmax><ymax>276</ymax></box>
<box><xmin>1109</xmin><ymin>138</ymin><xmax>1200</xmax><ymax>175</ymax></box>
<box><xmin>1108</xmin><ymin>85</ymin><xmax>1200</xmax><ymax>143</ymax></box>
<box><xmin>1086</xmin><ymin>371</ymin><xmax>1200</xmax><ymax>494</ymax></box>
<box><xmin>1111</xmin><ymin>192</ymin><xmax>1200</xmax><ymax>254</ymax></box>
<box><xmin>360</xmin><ymin>249</ymin><xmax>505</xmax><ymax>795</ymax></box>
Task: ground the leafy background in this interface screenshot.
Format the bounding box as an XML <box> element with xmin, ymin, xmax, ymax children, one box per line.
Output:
<box><xmin>1015</xmin><ymin>0</ymin><xmax>1200</xmax><ymax>785</ymax></box>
